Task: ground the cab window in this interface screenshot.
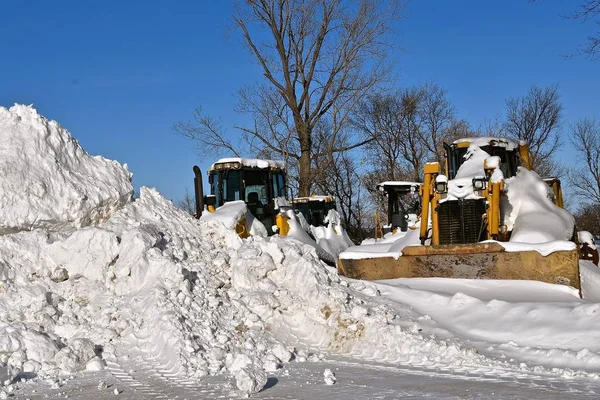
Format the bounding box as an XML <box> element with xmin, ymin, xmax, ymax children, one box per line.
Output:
<box><xmin>223</xmin><ymin>170</ymin><xmax>241</xmax><ymax>202</ymax></box>
<box><xmin>244</xmin><ymin>170</ymin><xmax>268</xmax><ymax>205</ymax></box>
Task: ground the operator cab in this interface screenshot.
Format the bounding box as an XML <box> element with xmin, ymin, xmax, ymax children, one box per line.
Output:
<box><xmin>208</xmin><ymin>158</ymin><xmax>287</xmax><ymax>234</ymax></box>
<box><xmin>444</xmin><ymin>137</ymin><xmax>527</xmax><ymax>180</ymax></box>
<box><xmin>377</xmin><ymin>181</ymin><xmax>421</xmax><ymax>234</ymax></box>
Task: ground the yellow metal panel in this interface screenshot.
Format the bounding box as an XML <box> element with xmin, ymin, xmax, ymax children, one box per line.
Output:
<box><xmin>235</xmin><ymin>216</ymin><xmax>249</xmax><ymax>238</ymax></box>
<box><xmin>519</xmin><ymin>144</ymin><xmax>531</xmax><ymax>170</ymax></box>
<box><xmin>276</xmin><ymin>213</ymin><xmax>290</xmax><ymax>236</ymax></box>
<box><xmin>424</xmin><ymin>162</ymin><xmax>441</xmax><ymax>174</ymax></box>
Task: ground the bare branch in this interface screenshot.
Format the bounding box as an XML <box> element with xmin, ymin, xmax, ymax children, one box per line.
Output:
<box><xmin>503</xmin><ymin>84</ymin><xmax>562</xmax><ymax>175</ymax></box>
<box><xmin>567</xmin><ymin>118</ymin><xmax>600</xmax><ymax>204</ymax></box>
<box><xmin>172</xmin><ymin>107</ymin><xmax>241</xmax><ymax>157</ymax></box>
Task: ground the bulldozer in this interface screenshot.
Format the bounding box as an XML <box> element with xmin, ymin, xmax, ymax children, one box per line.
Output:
<box><xmin>192</xmin><ymin>157</ymin><xmax>338</xmax><ymax>239</ymax></box>
<box><xmin>338</xmin><ymin>137</ymin><xmax>592</xmax><ymax>294</ymax></box>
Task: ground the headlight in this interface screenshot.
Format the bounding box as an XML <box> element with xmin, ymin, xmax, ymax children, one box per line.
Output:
<box><xmin>472</xmin><ymin>177</ymin><xmax>487</xmax><ymax>190</ymax></box>
<box><xmin>435</xmin><ymin>181</ymin><xmax>448</xmax><ymax>193</ymax></box>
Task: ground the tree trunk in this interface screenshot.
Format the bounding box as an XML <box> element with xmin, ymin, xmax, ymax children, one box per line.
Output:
<box><xmin>298</xmin><ymin>125</ymin><xmax>312</xmax><ymax>197</ymax></box>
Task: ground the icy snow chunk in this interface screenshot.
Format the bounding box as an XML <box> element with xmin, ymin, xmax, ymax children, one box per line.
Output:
<box><xmin>45</xmin><ymin>227</ymin><xmax>119</xmax><ymax>282</ymax></box>
<box><xmin>455</xmin><ymin>144</ymin><xmax>489</xmax><ymax>179</ymax></box>
<box><xmin>271</xmin><ymin>343</ymin><xmax>292</xmax><ymax>363</ymax></box>
<box><xmin>312</xmin><ymin>210</ymin><xmax>354</xmax><ymax>260</ymax></box>
<box><xmin>579</xmin><ymin>231</ymin><xmax>596</xmax><ymax>250</ymax></box>
<box><xmin>54</xmin><ymin>338</ymin><xmax>96</xmax><ymax>373</ymax></box>
<box><xmin>323</xmin><ymin>368</ymin><xmax>336</xmax><ymax>385</ymax></box>
<box><xmin>50</xmin><ymin>268</ymin><xmax>69</xmax><ymax>283</ymax></box>
<box><xmin>85</xmin><ymin>357</ymin><xmax>104</xmax><ymax>372</ymax></box>
<box><xmin>234</xmin><ymin>365</ymin><xmax>267</xmax><ymax>394</ymax></box>
<box><xmin>200</xmin><ymin>201</ymin><xmax>247</xmax><ymax>230</ymax></box>
<box><xmin>0</xmin><ymin>105</ymin><xmax>133</xmax><ymax>234</ymax></box>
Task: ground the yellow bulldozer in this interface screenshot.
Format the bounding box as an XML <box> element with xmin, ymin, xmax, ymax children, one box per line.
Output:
<box><xmin>338</xmin><ymin>137</ymin><xmax>596</xmax><ymax>294</ymax></box>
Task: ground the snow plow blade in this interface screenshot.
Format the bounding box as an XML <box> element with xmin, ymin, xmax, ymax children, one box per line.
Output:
<box><xmin>338</xmin><ymin>242</ymin><xmax>581</xmax><ymax>292</ymax></box>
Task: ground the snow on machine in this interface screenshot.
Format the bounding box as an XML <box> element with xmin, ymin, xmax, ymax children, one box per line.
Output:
<box><xmin>338</xmin><ymin>137</ymin><xmax>597</xmax><ymax>295</ymax></box>
<box><xmin>192</xmin><ymin>158</ymin><xmax>352</xmax><ymax>263</ymax></box>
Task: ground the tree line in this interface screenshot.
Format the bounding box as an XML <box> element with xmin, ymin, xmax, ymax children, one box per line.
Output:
<box><xmin>175</xmin><ymin>0</ymin><xmax>600</xmax><ymax>239</ymax></box>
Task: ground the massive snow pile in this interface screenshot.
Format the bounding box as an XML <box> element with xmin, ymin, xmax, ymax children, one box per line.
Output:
<box><xmin>0</xmin><ymin>105</ymin><xmax>133</xmax><ymax>234</ymax></box>
<box><xmin>0</xmin><ymin>106</ymin><xmax>599</xmax><ymax>397</ymax></box>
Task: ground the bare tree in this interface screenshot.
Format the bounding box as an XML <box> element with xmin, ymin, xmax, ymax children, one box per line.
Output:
<box><xmin>354</xmin><ymin>84</ymin><xmax>460</xmax><ymax>184</ymax></box>
<box><xmin>314</xmin><ymin>149</ymin><xmax>367</xmax><ymax>242</ymax></box>
<box><xmin>574</xmin><ymin>203</ymin><xmax>600</xmax><ymax>237</ymax></box>
<box><xmin>419</xmin><ymin>83</ymin><xmax>456</xmax><ymax>163</ymax></box>
<box><xmin>530</xmin><ymin>0</ymin><xmax>600</xmax><ymax>59</ymax></box>
<box><xmin>567</xmin><ymin>119</ymin><xmax>600</xmax><ymax>203</ymax></box>
<box><xmin>177</xmin><ymin>0</ymin><xmax>405</xmax><ymax>197</ymax></box>
<box><xmin>443</xmin><ymin>118</ymin><xmax>479</xmax><ymax>143</ymax></box>
<box><xmin>354</xmin><ymin>89</ymin><xmax>427</xmax><ymax>184</ymax></box>
<box><xmin>503</xmin><ymin>84</ymin><xmax>562</xmax><ymax>176</ymax></box>
<box><xmin>176</xmin><ymin>188</ymin><xmax>196</xmax><ymax>215</ymax></box>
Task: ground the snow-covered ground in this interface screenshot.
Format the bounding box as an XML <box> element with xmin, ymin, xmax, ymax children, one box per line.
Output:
<box><xmin>1</xmin><ymin>105</ymin><xmax>600</xmax><ymax>399</ymax></box>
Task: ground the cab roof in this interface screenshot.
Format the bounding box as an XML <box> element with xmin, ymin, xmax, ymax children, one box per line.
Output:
<box><xmin>452</xmin><ymin>137</ymin><xmax>525</xmax><ymax>151</ymax></box>
<box><xmin>210</xmin><ymin>158</ymin><xmax>286</xmax><ymax>171</ymax></box>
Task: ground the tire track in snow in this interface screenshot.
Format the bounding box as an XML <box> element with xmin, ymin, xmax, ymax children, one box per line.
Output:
<box><xmin>328</xmin><ymin>357</ymin><xmax>600</xmax><ymax>396</ymax></box>
<box><xmin>105</xmin><ymin>348</ymin><xmax>235</xmax><ymax>399</ymax></box>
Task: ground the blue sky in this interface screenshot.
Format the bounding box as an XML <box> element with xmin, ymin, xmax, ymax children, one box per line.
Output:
<box><xmin>1</xmin><ymin>1</ymin><xmax>598</xmax><ymax>203</ymax></box>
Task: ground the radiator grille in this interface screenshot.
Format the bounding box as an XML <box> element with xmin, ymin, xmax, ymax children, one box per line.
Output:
<box><xmin>438</xmin><ymin>199</ymin><xmax>486</xmax><ymax>245</ymax></box>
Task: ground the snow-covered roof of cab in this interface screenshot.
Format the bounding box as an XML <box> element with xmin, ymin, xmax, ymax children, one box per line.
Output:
<box><xmin>292</xmin><ymin>195</ymin><xmax>335</xmax><ymax>203</ymax></box>
<box><xmin>210</xmin><ymin>158</ymin><xmax>286</xmax><ymax>171</ymax></box>
<box><xmin>452</xmin><ymin>137</ymin><xmax>525</xmax><ymax>151</ymax></box>
<box><xmin>377</xmin><ymin>181</ymin><xmax>421</xmax><ymax>188</ymax></box>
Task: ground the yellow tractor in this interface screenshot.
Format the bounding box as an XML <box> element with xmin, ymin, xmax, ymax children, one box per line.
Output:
<box><xmin>339</xmin><ymin>137</ymin><xmax>590</xmax><ymax>294</ymax></box>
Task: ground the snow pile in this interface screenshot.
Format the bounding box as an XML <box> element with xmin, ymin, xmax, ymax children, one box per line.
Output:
<box><xmin>311</xmin><ymin>210</ymin><xmax>355</xmax><ymax>260</ymax></box>
<box><xmin>340</xmin><ymin>227</ymin><xmax>421</xmax><ymax>260</ymax></box>
<box><xmin>446</xmin><ymin>144</ymin><xmax>488</xmax><ymax>200</ymax></box>
<box><xmin>0</xmin><ymin>105</ymin><xmax>133</xmax><ymax>234</ymax></box>
<box><xmin>200</xmin><ymin>200</ymin><xmax>268</xmax><ymax>237</ymax></box>
<box><xmin>505</xmin><ymin>168</ymin><xmax>574</xmax><ymax>243</ymax></box>
<box><xmin>1</xmin><ymin>106</ymin><xmax>600</xmax><ymax>397</ymax></box>
<box><xmin>282</xmin><ymin>209</ymin><xmax>337</xmax><ymax>264</ymax></box>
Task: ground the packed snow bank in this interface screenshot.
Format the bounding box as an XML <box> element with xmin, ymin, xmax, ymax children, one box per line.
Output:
<box><xmin>0</xmin><ymin>105</ymin><xmax>133</xmax><ymax>234</ymax></box>
<box><xmin>373</xmin><ymin>269</ymin><xmax>600</xmax><ymax>372</ymax></box>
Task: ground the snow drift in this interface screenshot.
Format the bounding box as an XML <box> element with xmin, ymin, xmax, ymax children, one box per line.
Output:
<box><xmin>0</xmin><ymin>105</ymin><xmax>133</xmax><ymax>234</ymax></box>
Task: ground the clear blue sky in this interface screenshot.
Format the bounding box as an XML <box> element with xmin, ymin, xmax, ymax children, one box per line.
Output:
<box><xmin>1</xmin><ymin>1</ymin><xmax>598</xmax><ymax>203</ymax></box>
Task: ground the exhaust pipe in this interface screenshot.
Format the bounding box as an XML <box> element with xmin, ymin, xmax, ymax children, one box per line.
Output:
<box><xmin>193</xmin><ymin>165</ymin><xmax>204</xmax><ymax>219</ymax></box>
